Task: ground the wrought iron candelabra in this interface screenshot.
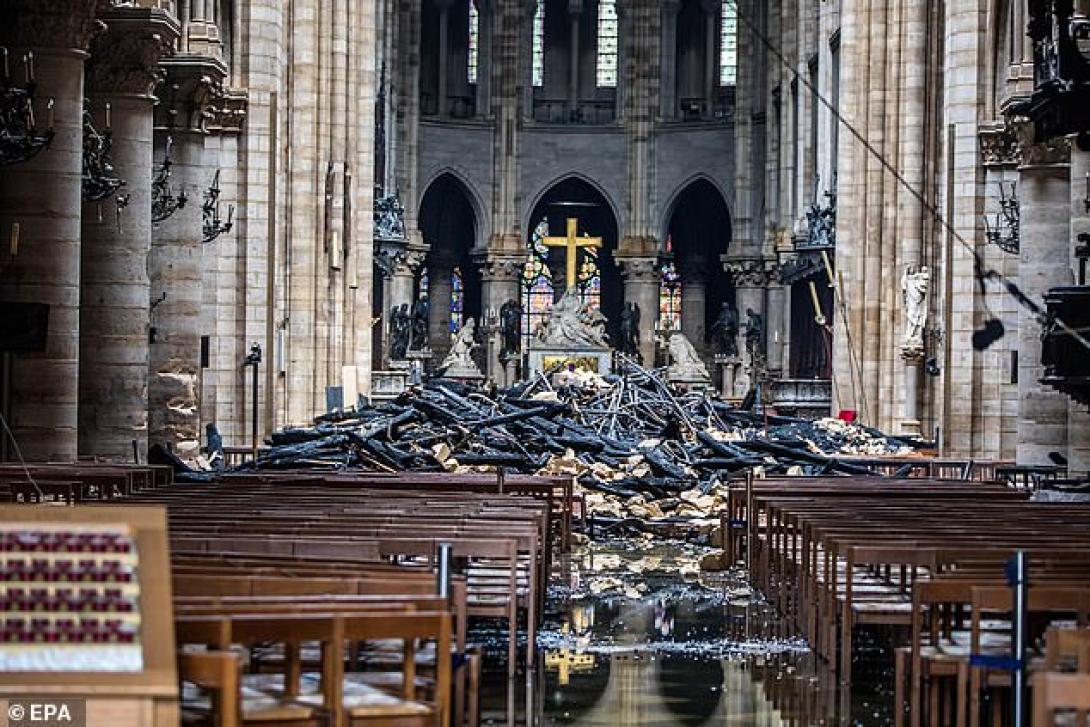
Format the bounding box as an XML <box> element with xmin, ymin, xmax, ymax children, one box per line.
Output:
<box><xmin>0</xmin><ymin>48</ymin><xmax>55</xmax><ymax>166</ymax></box>
<box><xmin>983</xmin><ymin>180</ymin><xmax>1020</xmax><ymax>255</ymax></box>
<box><xmin>151</xmin><ymin>136</ymin><xmax>187</xmax><ymax>224</ymax></box>
<box><xmin>81</xmin><ymin>100</ymin><xmax>125</xmax><ymax>202</ymax></box>
<box><xmin>202</xmin><ymin>169</ymin><xmax>233</xmax><ymax>244</ymax></box>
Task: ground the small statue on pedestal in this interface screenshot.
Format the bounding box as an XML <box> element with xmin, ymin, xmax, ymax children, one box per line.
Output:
<box><xmin>620</xmin><ymin>302</ymin><xmax>641</xmax><ymax>359</ymax></box>
<box><xmin>439</xmin><ymin>318</ymin><xmax>485</xmax><ymax>379</ymax></box>
<box><xmin>663</xmin><ymin>331</ymin><xmax>712</xmax><ymax>385</ymax></box>
<box><xmin>711</xmin><ymin>301</ymin><xmax>740</xmax><ymax>358</ymax></box>
<box><xmin>900</xmin><ymin>265</ymin><xmax>930</xmax><ymax>357</ymax></box>
<box><xmin>499</xmin><ymin>299</ymin><xmax>522</xmax><ymax>360</ymax></box>
<box><xmin>410</xmin><ymin>294</ymin><xmax>429</xmax><ymax>351</ymax></box>
<box><xmin>389</xmin><ymin>303</ymin><xmax>411</xmax><ymax>360</ymax></box>
<box><xmin>744</xmin><ymin>308</ymin><xmax>764</xmax><ymax>356</ymax></box>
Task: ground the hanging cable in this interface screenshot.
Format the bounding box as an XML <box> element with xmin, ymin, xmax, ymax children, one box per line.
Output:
<box><xmin>0</xmin><ymin>409</ymin><xmax>42</xmax><ymax>500</ymax></box>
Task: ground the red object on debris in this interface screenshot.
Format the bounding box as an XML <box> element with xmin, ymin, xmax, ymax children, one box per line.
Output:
<box><xmin>838</xmin><ymin>410</ymin><xmax>857</xmax><ymax>423</ymax></box>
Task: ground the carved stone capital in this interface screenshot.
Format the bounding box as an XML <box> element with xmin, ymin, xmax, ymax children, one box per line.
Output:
<box><xmin>723</xmin><ymin>257</ymin><xmax>771</xmax><ymax>287</ymax></box>
<box><xmin>154</xmin><ymin>55</ymin><xmax>227</xmax><ymax>132</ymax></box>
<box><xmin>376</xmin><ymin>241</ymin><xmax>427</xmax><ymax>280</ymax></box>
<box><xmin>475</xmin><ymin>253</ymin><xmax>524</xmax><ymax>282</ymax></box>
<box><xmin>86</xmin><ymin>7</ymin><xmax>179</xmax><ymax>96</ymax></box>
<box><xmin>0</xmin><ymin>0</ymin><xmax>106</xmax><ymax>52</ymax></box>
<box><xmin>617</xmin><ymin>256</ymin><xmax>660</xmax><ymax>283</ymax></box>
<box><xmin>978</xmin><ymin>121</ymin><xmax>1021</xmax><ymax>168</ymax></box>
<box><xmin>1009</xmin><ymin>116</ymin><xmax>1071</xmax><ymax>167</ymax></box>
<box><xmin>209</xmin><ymin>87</ymin><xmax>248</xmax><ymax>134</ymax></box>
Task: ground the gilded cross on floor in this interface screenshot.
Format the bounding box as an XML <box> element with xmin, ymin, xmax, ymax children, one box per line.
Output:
<box><xmin>542</xmin><ymin>217</ymin><xmax>603</xmax><ymax>289</ymax></box>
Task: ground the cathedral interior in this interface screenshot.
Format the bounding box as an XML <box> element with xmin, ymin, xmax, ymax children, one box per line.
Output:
<box><xmin>1</xmin><ymin>0</ymin><xmax>1089</xmax><ymax>725</ymax></box>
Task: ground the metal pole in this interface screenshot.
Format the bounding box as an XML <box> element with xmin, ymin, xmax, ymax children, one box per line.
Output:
<box><xmin>437</xmin><ymin>542</ymin><xmax>453</xmax><ymax>601</ymax></box>
<box><xmin>251</xmin><ymin>356</ymin><xmax>259</xmax><ymax>459</ymax></box>
<box><xmin>1010</xmin><ymin>550</ymin><xmax>1028</xmax><ymax>727</ymax></box>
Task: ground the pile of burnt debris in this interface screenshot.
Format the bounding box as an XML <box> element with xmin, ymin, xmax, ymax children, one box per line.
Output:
<box><xmin>197</xmin><ymin>362</ymin><xmax>922</xmax><ymax>514</ymax></box>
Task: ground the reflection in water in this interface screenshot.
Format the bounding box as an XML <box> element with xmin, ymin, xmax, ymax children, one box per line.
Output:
<box><xmin>478</xmin><ymin>540</ymin><xmax>892</xmax><ymax>726</ymax></box>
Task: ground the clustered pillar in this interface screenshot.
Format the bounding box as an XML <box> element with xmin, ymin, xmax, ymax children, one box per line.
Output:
<box><xmin>1016</xmin><ymin>152</ymin><xmax>1071</xmax><ymax>465</ymax></box>
<box><xmin>0</xmin><ymin>1</ymin><xmax>102</xmax><ymax>461</ymax></box>
<box><xmin>79</xmin><ymin>9</ymin><xmax>178</xmax><ymax>462</ymax></box>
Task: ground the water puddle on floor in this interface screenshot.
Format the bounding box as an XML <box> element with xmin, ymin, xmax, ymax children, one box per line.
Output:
<box><xmin>478</xmin><ymin>538</ymin><xmax>895</xmax><ymax>726</ymax></box>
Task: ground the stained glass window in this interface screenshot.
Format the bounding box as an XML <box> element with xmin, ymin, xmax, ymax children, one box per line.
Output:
<box><xmin>659</xmin><ymin>261</ymin><xmax>682</xmax><ymax>331</ymax></box>
<box><xmin>522</xmin><ymin>219</ymin><xmax>554</xmax><ymax>350</ymax></box>
<box><xmin>468</xmin><ymin>1</ymin><xmax>480</xmax><ymax>84</ymax></box>
<box><xmin>596</xmin><ymin>0</ymin><xmax>618</xmax><ymax>88</ymax></box>
<box><xmin>720</xmin><ymin>1</ymin><xmax>737</xmax><ymax>86</ymax></box>
<box><xmin>450</xmin><ymin>266</ymin><xmax>464</xmax><ymax>333</ymax></box>
<box><xmin>532</xmin><ymin>0</ymin><xmax>545</xmax><ymax>87</ymax></box>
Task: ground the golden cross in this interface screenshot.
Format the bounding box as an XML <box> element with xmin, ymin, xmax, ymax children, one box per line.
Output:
<box><xmin>542</xmin><ymin>217</ymin><xmax>603</xmax><ymax>289</ymax></box>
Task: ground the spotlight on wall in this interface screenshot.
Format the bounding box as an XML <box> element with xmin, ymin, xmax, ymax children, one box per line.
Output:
<box><xmin>925</xmin><ymin>357</ymin><xmax>941</xmax><ymax>376</ymax></box>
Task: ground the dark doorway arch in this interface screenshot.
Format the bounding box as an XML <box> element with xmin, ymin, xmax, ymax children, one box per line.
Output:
<box><xmin>663</xmin><ymin>179</ymin><xmax>733</xmax><ymax>359</ymax></box>
<box><xmin>523</xmin><ymin>176</ymin><xmax>622</xmax><ymax>347</ymax></box>
<box><xmin>418</xmin><ymin>173</ymin><xmax>481</xmax><ymax>363</ymax></box>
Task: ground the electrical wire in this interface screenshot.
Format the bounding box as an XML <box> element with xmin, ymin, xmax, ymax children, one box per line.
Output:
<box><xmin>724</xmin><ymin>0</ymin><xmax>1090</xmax><ymax>353</ymax></box>
<box><xmin>0</xmin><ymin>408</ymin><xmax>42</xmax><ymax>499</ymax></box>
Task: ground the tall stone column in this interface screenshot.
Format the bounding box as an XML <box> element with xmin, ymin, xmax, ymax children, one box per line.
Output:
<box><xmin>1068</xmin><ymin>140</ymin><xmax>1090</xmax><ymax>473</ymax></box>
<box><xmin>678</xmin><ymin>256</ymin><xmax>708</xmax><ymax>355</ymax></box>
<box><xmin>765</xmin><ymin>266</ymin><xmax>786</xmax><ymax>377</ymax></box>
<box><xmin>79</xmin><ymin>8</ymin><xmax>179</xmax><ymax>462</ymax></box>
<box><xmin>475</xmin><ymin>0</ymin><xmax>492</xmax><ymax>117</ymax></box>
<box><xmin>659</xmin><ymin>0</ymin><xmax>681</xmax><ymax>119</ymax></box>
<box><xmin>1016</xmin><ymin>142</ymin><xmax>1071</xmax><ymax>465</ymax></box>
<box><xmin>149</xmin><ymin>58</ymin><xmax>225</xmax><ymax>459</ymax></box>
<box><xmin>725</xmin><ymin>258</ymin><xmax>768</xmax><ymax>395</ymax></box>
<box><xmin>567</xmin><ymin>0</ymin><xmax>583</xmax><ymax>116</ymax></box>
<box><xmin>377</xmin><ymin>245</ymin><xmax>424</xmax><ymax>365</ymax></box>
<box><xmin>619</xmin><ymin>258</ymin><xmax>660</xmax><ymax>366</ymax></box>
<box><xmin>478</xmin><ymin>254</ymin><xmax>522</xmax><ymax>313</ymax></box>
<box><xmin>436</xmin><ymin>0</ymin><xmax>453</xmax><ymax>117</ymax></box>
<box><xmin>701</xmin><ymin>0</ymin><xmax>720</xmax><ymax>118</ymax></box>
<box><xmin>0</xmin><ymin>0</ymin><xmax>101</xmax><ymax>461</ymax></box>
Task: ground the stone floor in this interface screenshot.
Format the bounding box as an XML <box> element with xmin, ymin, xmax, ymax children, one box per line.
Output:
<box><xmin>473</xmin><ymin>540</ymin><xmax>897</xmax><ymax>726</ymax></box>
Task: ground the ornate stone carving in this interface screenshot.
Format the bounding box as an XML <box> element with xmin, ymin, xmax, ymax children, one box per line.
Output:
<box><xmin>477</xmin><ymin>254</ymin><xmax>523</xmax><ymax>282</ymax></box>
<box><xmin>723</xmin><ymin>258</ymin><xmax>771</xmax><ymax>287</ymax></box>
<box><xmin>0</xmin><ymin>0</ymin><xmax>106</xmax><ymax>52</ymax></box>
<box><xmin>86</xmin><ymin>8</ymin><xmax>179</xmax><ymax>96</ymax></box>
<box><xmin>154</xmin><ymin>56</ymin><xmax>227</xmax><ymax>132</ymax></box>
<box><xmin>900</xmin><ymin>265</ymin><xmax>930</xmax><ymax>359</ymax></box>
<box><xmin>978</xmin><ymin>122</ymin><xmax>1021</xmax><ymax>167</ymax></box>
<box><xmin>617</xmin><ymin>257</ymin><xmax>659</xmax><ymax>283</ymax></box>
<box><xmin>375</xmin><ymin>243</ymin><xmax>425</xmax><ymax>280</ymax></box>
<box><xmin>209</xmin><ymin>88</ymin><xmax>247</xmax><ymax>134</ymax></box>
<box><xmin>662</xmin><ymin>332</ymin><xmax>712</xmax><ymax>385</ymax></box>
<box><xmin>535</xmin><ymin>289</ymin><xmax>610</xmax><ymax>348</ymax></box>
<box><xmin>374</xmin><ymin>191</ymin><xmax>407</xmax><ymax>242</ymax></box>
<box><xmin>439</xmin><ymin>318</ymin><xmax>485</xmax><ymax>379</ymax></box>
<box><xmin>1008</xmin><ymin>116</ymin><xmax>1072</xmax><ymax>166</ymax></box>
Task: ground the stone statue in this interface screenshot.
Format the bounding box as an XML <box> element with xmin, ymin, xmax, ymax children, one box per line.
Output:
<box><xmin>744</xmin><ymin>308</ymin><xmax>764</xmax><ymax>356</ymax></box>
<box><xmin>439</xmin><ymin>318</ymin><xmax>484</xmax><ymax>377</ymax></box>
<box><xmin>620</xmin><ymin>302</ymin><xmax>641</xmax><ymax>358</ymax></box>
<box><xmin>499</xmin><ymin>299</ymin><xmax>522</xmax><ymax>359</ymax></box>
<box><xmin>410</xmin><ymin>294</ymin><xmax>429</xmax><ymax>351</ymax></box>
<box><xmin>389</xmin><ymin>303</ymin><xmax>411</xmax><ymax>360</ymax></box>
<box><xmin>664</xmin><ymin>331</ymin><xmax>712</xmax><ymax>383</ymax></box>
<box><xmin>536</xmin><ymin>289</ymin><xmax>610</xmax><ymax>348</ymax></box>
<box><xmin>901</xmin><ymin>265</ymin><xmax>930</xmax><ymax>355</ymax></box>
<box><xmin>711</xmin><ymin>301</ymin><xmax>740</xmax><ymax>357</ymax></box>
<box><xmin>374</xmin><ymin>191</ymin><xmax>406</xmax><ymax>241</ymax></box>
